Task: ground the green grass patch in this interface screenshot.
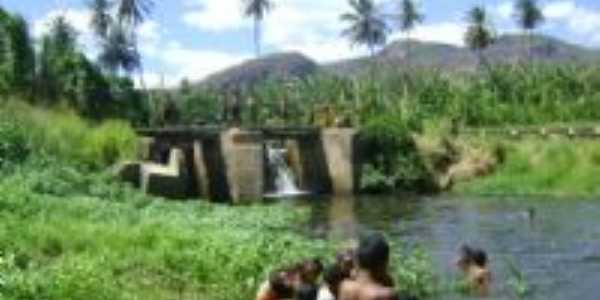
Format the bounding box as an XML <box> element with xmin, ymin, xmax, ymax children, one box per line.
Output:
<box><xmin>0</xmin><ymin>100</ymin><xmax>137</xmax><ymax>168</ymax></box>
<box><xmin>457</xmin><ymin>137</ymin><xmax>600</xmax><ymax>197</ymax></box>
<box><xmin>0</xmin><ymin>160</ymin><xmax>437</xmax><ymax>299</ymax></box>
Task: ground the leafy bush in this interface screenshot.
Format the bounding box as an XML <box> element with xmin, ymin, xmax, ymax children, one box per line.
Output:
<box><xmin>0</xmin><ymin>100</ymin><xmax>137</xmax><ymax>168</ymax></box>
<box><xmin>359</xmin><ymin>113</ymin><xmax>435</xmax><ymax>193</ymax></box>
<box><xmin>0</xmin><ymin>120</ymin><xmax>30</xmax><ymax>168</ymax></box>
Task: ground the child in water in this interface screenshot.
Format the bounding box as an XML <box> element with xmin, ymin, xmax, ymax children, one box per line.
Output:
<box><xmin>337</xmin><ymin>233</ymin><xmax>397</xmax><ymax>300</ymax></box>
<box><xmin>256</xmin><ymin>258</ymin><xmax>324</xmax><ymax>300</ymax></box>
<box><xmin>456</xmin><ymin>244</ymin><xmax>492</xmax><ymax>297</ymax></box>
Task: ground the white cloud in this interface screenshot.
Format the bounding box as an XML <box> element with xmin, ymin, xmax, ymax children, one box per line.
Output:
<box><xmin>496</xmin><ymin>1</ymin><xmax>514</xmax><ymax>20</ymax></box>
<box><xmin>182</xmin><ymin>0</ymin><xmax>247</xmax><ymax>32</ymax></box>
<box><xmin>138</xmin><ymin>20</ymin><xmax>163</xmax><ymax>57</ymax></box>
<box><xmin>542</xmin><ymin>1</ymin><xmax>600</xmax><ymax>36</ymax></box>
<box><xmin>400</xmin><ymin>22</ymin><xmax>467</xmax><ymax>46</ymax></box>
<box><xmin>33</xmin><ymin>8</ymin><xmax>95</xmax><ymax>53</ymax></box>
<box><xmin>543</xmin><ymin>1</ymin><xmax>576</xmax><ymax>19</ymax></box>
<box><xmin>138</xmin><ymin>41</ymin><xmax>250</xmax><ymax>88</ymax></box>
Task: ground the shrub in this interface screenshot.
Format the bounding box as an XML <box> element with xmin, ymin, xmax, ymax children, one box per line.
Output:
<box><xmin>0</xmin><ymin>119</ymin><xmax>30</xmax><ymax>168</ymax></box>
<box><xmin>359</xmin><ymin>113</ymin><xmax>435</xmax><ymax>193</ymax></box>
<box><xmin>0</xmin><ymin>100</ymin><xmax>137</xmax><ymax>168</ymax></box>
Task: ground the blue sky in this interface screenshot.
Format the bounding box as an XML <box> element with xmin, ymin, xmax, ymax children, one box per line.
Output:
<box><xmin>2</xmin><ymin>0</ymin><xmax>600</xmax><ymax>87</ymax></box>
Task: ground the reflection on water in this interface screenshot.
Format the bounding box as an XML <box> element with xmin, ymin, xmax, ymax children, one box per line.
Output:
<box><xmin>299</xmin><ymin>195</ymin><xmax>600</xmax><ymax>300</ymax></box>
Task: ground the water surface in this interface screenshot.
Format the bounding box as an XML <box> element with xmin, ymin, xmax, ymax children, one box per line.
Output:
<box><xmin>298</xmin><ymin>195</ymin><xmax>600</xmax><ymax>300</ymax></box>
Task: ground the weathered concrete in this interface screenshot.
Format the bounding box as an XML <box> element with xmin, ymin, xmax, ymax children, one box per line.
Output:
<box><xmin>192</xmin><ymin>141</ymin><xmax>210</xmax><ymax>198</ymax></box>
<box><xmin>286</xmin><ymin>136</ymin><xmax>332</xmax><ymax>194</ymax></box>
<box><xmin>321</xmin><ymin>128</ymin><xmax>360</xmax><ymax>195</ymax></box>
<box><xmin>132</xmin><ymin>126</ymin><xmax>362</xmax><ymax>201</ymax></box>
<box><xmin>221</xmin><ymin>128</ymin><xmax>265</xmax><ymax>203</ymax></box>
<box><xmin>141</xmin><ymin>148</ymin><xmax>190</xmax><ymax>199</ymax></box>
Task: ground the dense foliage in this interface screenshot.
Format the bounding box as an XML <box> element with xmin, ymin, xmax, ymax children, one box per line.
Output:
<box><xmin>457</xmin><ymin>137</ymin><xmax>600</xmax><ymax>196</ymax></box>
<box><xmin>0</xmin><ymin>100</ymin><xmax>437</xmax><ymax>300</ymax></box>
<box><xmin>0</xmin><ymin>7</ymin><xmax>149</xmax><ymax>123</ymax></box>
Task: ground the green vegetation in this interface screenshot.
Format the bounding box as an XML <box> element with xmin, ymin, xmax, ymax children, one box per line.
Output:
<box><xmin>457</xmin><ymin>137</ymin><xmax>600</xmax><ymax>196</ymax></box>
<box><xmin>0</xmin><ymin>100</ymin><xmax>138</xmax><ymax>168</ymax></box>
<box><xmin>0</xmin><ymin>101</ymin><xmax>437</xmax><ymax>299</ymax></box>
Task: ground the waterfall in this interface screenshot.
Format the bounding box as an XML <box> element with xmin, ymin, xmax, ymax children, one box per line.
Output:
<box><xmin>266</xmin><ymin>146</ymin><xmax>305</xmax><ymax>197</ymax></box>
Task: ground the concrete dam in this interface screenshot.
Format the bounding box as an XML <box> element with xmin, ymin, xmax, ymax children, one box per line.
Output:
<box><xmin>119</xmin><ymin>127</ymin><xmax>362</xmax><ymax>202</ymax></box>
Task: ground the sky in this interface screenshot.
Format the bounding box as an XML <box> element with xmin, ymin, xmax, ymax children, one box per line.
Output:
<box><xmin>2</xmin><ymin>0</ymin><xmax>600</xmax><ymax>87</ymax></box>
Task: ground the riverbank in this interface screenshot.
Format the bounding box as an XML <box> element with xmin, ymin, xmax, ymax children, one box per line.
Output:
<box><xmin>0</xmin><ymin>159</ymin><xmax>436</xmax><ymax>300</ymax></box>
<box><xmin>455</xmin><ymin>137</ymin><xmax>600</xmax><ymax>197</ymax></box>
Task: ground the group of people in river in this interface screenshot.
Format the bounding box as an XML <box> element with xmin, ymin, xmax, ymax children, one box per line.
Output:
<box><xmin>256</xmin><ymin>233</ymin><xmax>491</xmax><ymax>300</ymax></box>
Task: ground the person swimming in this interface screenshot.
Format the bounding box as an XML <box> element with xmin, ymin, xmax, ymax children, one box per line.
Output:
<box><xmin>319</xmin><ymin>249</ymin><xmax>356</xmax><ymax>300</ymax></box>
<box><xmin>256</xmin><ymin>268</ymin><xmax>297</xmax><ymax>300</ymax></box>
<box><xmin>338</xmin><ymin>232</ymin><xmax>398</xmax><ymax>300</ymax></box>
<box><xmin>257</xmin><ymin>258</ymin><xmax>324</xmax><ymax>300</ymax></box>
<box><xmin>456</xmin><ymin>244</ymin><xmax>492</xmax><ymax>297</ymax></box>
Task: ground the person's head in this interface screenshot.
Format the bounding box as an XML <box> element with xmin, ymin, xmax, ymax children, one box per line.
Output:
<box><xmin>336</xmin><ymin>249</ymin><xmax>355</xmax><ymax>273</ymax></box>
<box><xmin>269</xmin><ymin>269</ymin><xmax>295</xmax><ymax>299</ymax></box>
<box><xmin>323</xmin><ymin>264</ymin><xmax>347</xmax><ymax>297</ymax></box>
<box><xmin>357</xmin><ymin>232</ymin><xmax>390</xmax><ymax>273</ymax></box>
<box><xmin>299</xmin><ymin>258</ymin><xmax>323</xmax><ymax>284</ymax></box>
<box><xmin>457</xmin><ymin>244</ymin><xmax>488</xmax><ymax>270</ymax></box>
<box><xmin>295</xmin><ymin>284</ymin><xmax>318</xmax><ymax>300</ymax></box>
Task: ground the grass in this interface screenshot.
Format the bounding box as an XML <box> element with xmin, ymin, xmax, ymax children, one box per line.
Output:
<box><xmin>0</xmin><ymin>161</ymin><xmax>331</xmax><ymax>300</ymax></box>
<box><xmin>0</xmin><ymin>159</ymin><xmax>438</xmax><ymax>299</ymax></box>
<box><xmin>0</xmin><ymin>99</ymin><xmax>137</xmax><ymax>168</ymax></box>
<box><xmin>456</xmin><ymin>137</ymin><xmax>600</xmax><ymax>197</ymax></box>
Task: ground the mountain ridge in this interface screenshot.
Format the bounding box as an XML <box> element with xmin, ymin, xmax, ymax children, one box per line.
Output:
<box><xmin>194</xmin><ymin>34</ymin><xmax>600</xmax><ymax>90</ymax></box>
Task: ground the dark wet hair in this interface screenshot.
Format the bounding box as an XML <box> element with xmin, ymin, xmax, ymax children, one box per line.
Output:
<box><xmin>295</xmin><ymin>284</ymin><xmax>318</xmax><ymax>300</ymax></box>
<box><xmin>269</xmin><ymin>270</ymin><xmax>294</xmax><ymax>299</ymax></box>
<box><xmin>336</xmin><ymin>249</ymin><xmax>355</xmax><ymax>270</ymax></box>
<box><xmin>300</xmin><ymin>258</ymin><xmax>323</xmax><ymax>282</ymax></box>
<box><xmin>357</xmin><ymin>232</ymin><xmax>390</xmax><ymax>272</ymax></box>
<box><xmin>459</xmin><ymin>244</ymin><xmax>488</xmax><ymax>267</ymax></box>
<box><xmin>323</xmin><ymin>264</ymin><xmax>350</xmax><ymax>297</ymax></box>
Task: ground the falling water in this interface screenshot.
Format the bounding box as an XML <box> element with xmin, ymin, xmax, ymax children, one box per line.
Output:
<box><xmin>266</xmin><ymin>146</ymin><xmax>306</xmax><ymax>197</ymax></box>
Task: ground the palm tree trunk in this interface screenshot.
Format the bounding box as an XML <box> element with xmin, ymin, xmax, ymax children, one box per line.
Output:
<box><xmin>254</xmin><ymin>17</ymin><xmax>261</xmax><ymax>57</ymax></box>
<box><xmin>527</xmin><ymin>30</ymin><xmax>533</xmax><ymax>63</ymax></box>
<box><xmin>405</xmin><ymin>31</ymin><xmax>411</xmax><ymax>67</ymax></box>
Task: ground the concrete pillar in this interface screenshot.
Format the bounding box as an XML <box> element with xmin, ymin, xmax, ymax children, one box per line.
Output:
<box><xmin>321</xmin><ymin>128</ymin><xmax>360</xmax><ymax>195</ymax></box>
<box><xmin>192</xmin><ymin>141</ymin><xmax>210</xmax><ymax>199</ymax></box>
<box><xmin>288</xmin><ymin>136</ymin><xmax>332</xmax><ymax>195</ymax></box>
<box><xmin>141</xmin><ymin>148</ymin><xmax>190</xmax><ymax>199</ymax></box>
<box><xmin>221</xmin><ymin>128</ymin><xmax>265</xmax><ymax>203</ymax></box>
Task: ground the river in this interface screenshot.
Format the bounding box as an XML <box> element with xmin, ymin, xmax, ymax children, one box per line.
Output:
<box><xmin>297</xmin><ymin>195</ymin><xmax>600</xmax><ymax>299</ymax></box>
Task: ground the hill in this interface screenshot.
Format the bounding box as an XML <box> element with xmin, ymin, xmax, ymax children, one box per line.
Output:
<box><xmin>194</xmin><ymin>34</ymin><xmax>600</xmax><ymax>89</ymax></box>
<box><xmin>325</xmin><ymin>34</ymin><xmax>600</xmax><ymax>75</ymax></box>
<box><xmin>200</xmin><ymin>52</ymin><xmax>318</xmax><ymax>90</ymax></box>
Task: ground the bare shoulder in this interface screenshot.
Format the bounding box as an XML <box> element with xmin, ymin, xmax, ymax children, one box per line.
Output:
<box><xmin>370</xmin><ymin>286</ymin><xmax>397</xmax><ymax>300</ymax></box>
<box><xmin>338</xmin><ymin>280</ymin><xmax>359</xmax><ymax>300</ymax></box>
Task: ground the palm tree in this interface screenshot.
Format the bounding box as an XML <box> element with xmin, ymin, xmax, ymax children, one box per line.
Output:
<box><xmin>465</xmin><ymin>6</ymin><xmax>495</xmax><ymax>68</ymax></box>
<box><xmin>513</xmin><ymin>0</ymin><xmax>544</xmax><ymax>62</ymax></box>
<box><xmin>89</xmin><ymin>0</ymin><xmax>113</xmax><ymax>39</ymax></box>
<box><xmin>395</xmin><ymin>0</ymin><xmax>423</xmax><ymax>64</ymax></box>
<box><xmin>340</xmin><ymin>0</ymin><xmax>389</xmax><ymax>59</ymax></box>
<box><xmin>116</xmin><ymin>0</ymin><xmax>154</xmax><ymax>27</ymax></box>
<box><xmin>98</xmin><ymin>23</ymin><xmax>140</xmax><ymax>75</ymax></box>
<box><xmin>114</xmin><ymin>0</ymin><xmax>154</xmax><ymax>88</ymax></box>
<box><xmin>242</xmin><ymin>0</ymin><xmax>274</xmax><ymax>58</ymax></box>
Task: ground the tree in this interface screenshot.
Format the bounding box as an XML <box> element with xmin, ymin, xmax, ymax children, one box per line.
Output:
<box><xmin>116</xmin><ymin>0</ymin><xmax>154</xmax><ymax>27</ymax></box>
<box><xmin>465</xmin><ymin>6</ymin><xmax>495</xmax><ymax>68</ymax></box>
<box><xmin>114</xmin><ymin>0</ymin><xmax>154</xmax><ymax>88</ymax></box>
<box><xmin>243</xmin><ymin>0</ymin><xmax>274</xmax><ymax>58</ymax></box>
<box><xmin>0</xmin><ymin>9</ymin><xmax>35</xmax><ymax>96</ymax></box>
<box><xmin>395</xmin><ymin>0</ymin><xmax>423</xmax><ymax>65</ymax></box>
<box><xmin>513</xmin><ymin>0</ymin><xmax>544</xmax><ymax>62</ymax></box>
<box><xmin>340</xmin><ymin>0</ymin><xmax>389</xmax><ymax>59</ymax></box>
<box><xmin>98</xmin><ymin>23</ymin><xmax>140</xmax><ymax>75</ymax></box>
<box><xmin>89</xmin><ymin>0</ymin><xmax>113</xmax><ymax>39</ymax></box>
